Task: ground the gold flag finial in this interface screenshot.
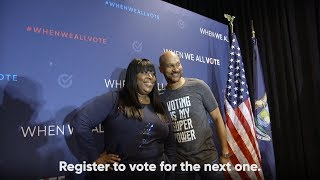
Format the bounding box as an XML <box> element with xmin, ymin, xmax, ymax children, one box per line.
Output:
<box><xmin>251</xmin><ymin>20</ymin><xmax>255</xmax><ymax>38</ymax></box>
<box><xmin>224</xmin><ymin>14</ymin><xmax>235</xmax><ymax>33</ymax></box>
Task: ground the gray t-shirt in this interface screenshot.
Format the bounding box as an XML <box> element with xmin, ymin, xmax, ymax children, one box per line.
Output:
<box><xmin>160</xmin><ymin>78</ymin><xmax>219</xmax><ymax>165</ymax></box>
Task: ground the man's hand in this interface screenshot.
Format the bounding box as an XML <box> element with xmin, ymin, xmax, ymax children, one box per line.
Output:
<box><xmin>220</xmin><ymin>155</ymin><xmax>230</xmax><ymax>164</ymax></box>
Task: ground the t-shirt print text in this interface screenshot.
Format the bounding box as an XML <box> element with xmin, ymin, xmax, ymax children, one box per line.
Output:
<box><xmin>166</xmin><ymin>96</ymin><xmax>196</xmax><ymax>143</ymax></box>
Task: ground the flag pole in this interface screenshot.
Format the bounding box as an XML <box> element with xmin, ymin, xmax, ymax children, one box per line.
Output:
<box><xmin>251</xmin><ymin>20</ymin><xmax>255</xmax><ymax>38</ymax></box>
<box><xmin>251</xmin><ymin>19</ymin><xmax>257</xmax><ymax>117</ymax></box>
<box><xmin>224</xmin><ymin>14</ymin><xmax>235</xmax><ymax>33</ymax></box>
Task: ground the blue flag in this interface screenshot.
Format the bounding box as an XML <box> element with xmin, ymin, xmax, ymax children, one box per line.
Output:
<box><xmin>253</xmin><ymin>37</ymin><xmax>276</xmax><ymax>180</ymax></box>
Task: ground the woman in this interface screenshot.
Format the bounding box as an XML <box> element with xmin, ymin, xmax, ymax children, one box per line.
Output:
<box><xmin>73</xmin><ymin>58</ymin><xmax>175</xmax><ymax>180</ymax></box>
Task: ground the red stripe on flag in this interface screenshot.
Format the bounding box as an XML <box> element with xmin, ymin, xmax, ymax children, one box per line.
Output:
<box><xmin>234</xmin><ymin>106</ymin><xmax>263</xmax><ymax>179</ymax></box>
<box><xmin>235</xmin><ymin>103</ymin><xmax>261</xmax><ymax>164</ymax></box>
<box><xmin>226</xmin><ymin>140</ymin><xmax>250</xmax><ymax>179</ymax></box>
<box><xmin>226</xmin><ymin>113</ymin><xmax>254</xmax><ymax>177</ymax></box>
<box><xmin>226</xmin><ymin>103</ymin><xmax>263</xmax><ymax>179</ymax></box>
<box><xmin>224</xmin><ymin>170</ymin><xmax>233</xmax><ymax>180</ymax></box>
<box><xmin>244</xmin><ymin>99</ymin><xmax>262</xmax><ymax>163</ymax></box>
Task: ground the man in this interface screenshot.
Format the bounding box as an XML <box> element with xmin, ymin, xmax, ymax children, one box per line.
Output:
<box><xmin>159</xmin><ymin>51</ymin><xmax>229</xmax><ymax>180</ymax></box>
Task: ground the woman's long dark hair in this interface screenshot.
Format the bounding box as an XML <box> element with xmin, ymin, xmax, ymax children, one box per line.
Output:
<box><xmin>118</xmin><ymin>58</ymin><xmax>167</xmax><ymax>122</ymax></box>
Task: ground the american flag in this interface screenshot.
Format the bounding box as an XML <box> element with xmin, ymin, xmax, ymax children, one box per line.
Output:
<box><xmin>224</xmin><ymin>33</ymin><xmax>264</xmax><ymax>179</ymax></box>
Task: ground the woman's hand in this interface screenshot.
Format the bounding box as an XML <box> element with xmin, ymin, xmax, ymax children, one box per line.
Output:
<box><xmin>95</xmin><ymin>152</ymin><xmax>121</xmax><ymax>170</ymax></box>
